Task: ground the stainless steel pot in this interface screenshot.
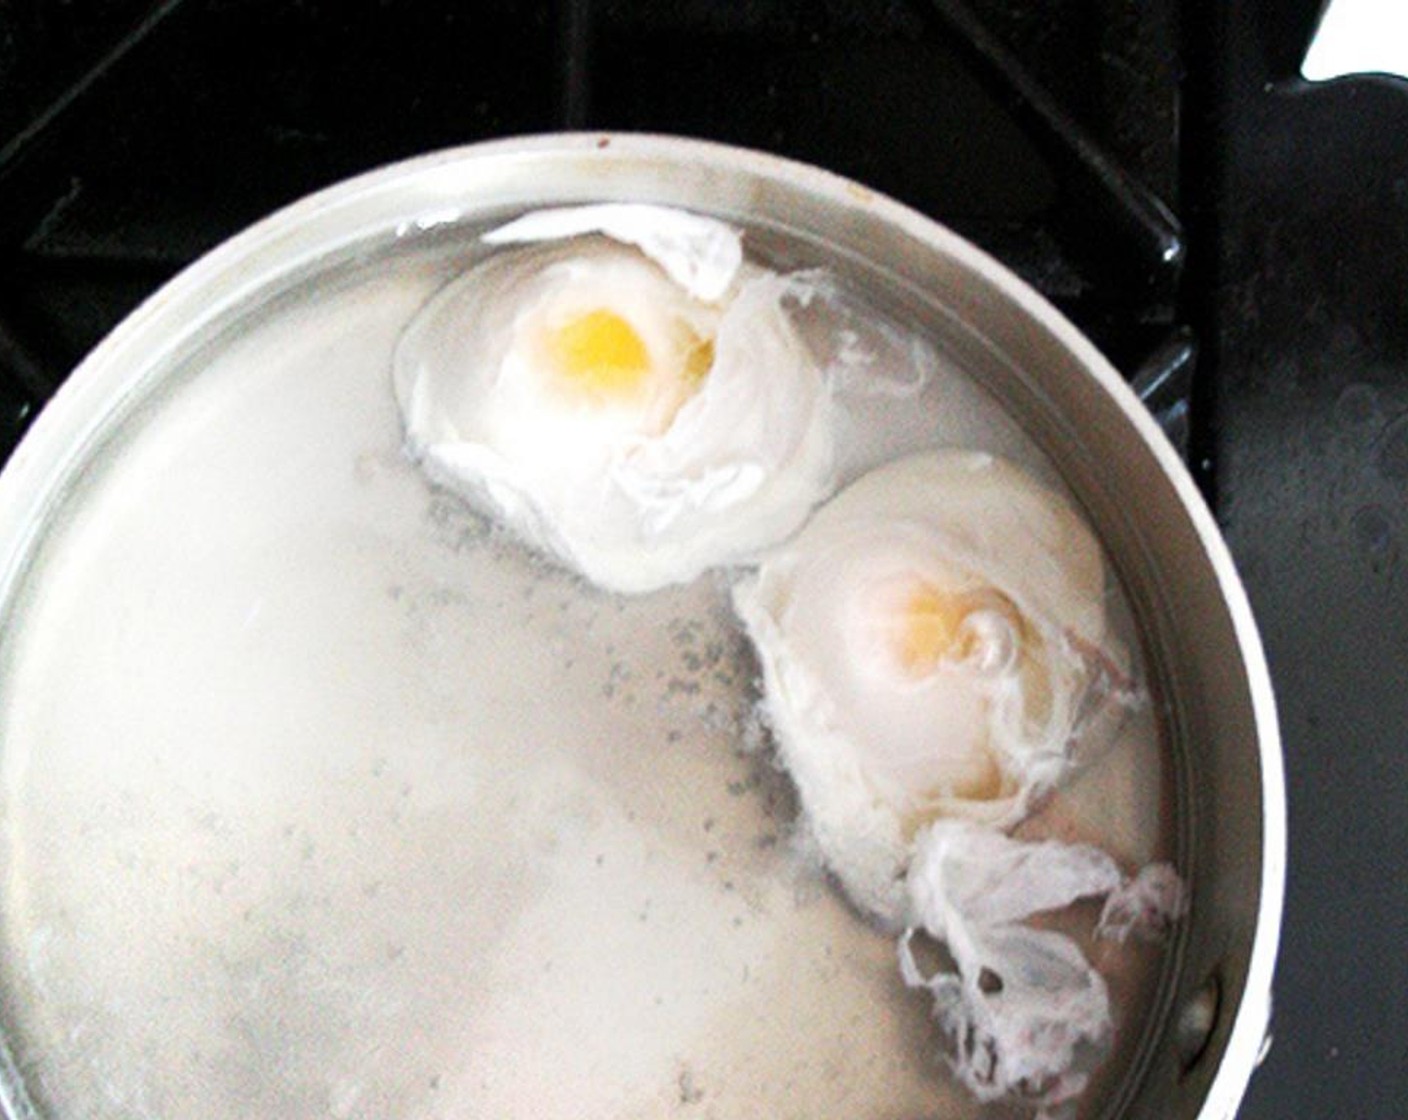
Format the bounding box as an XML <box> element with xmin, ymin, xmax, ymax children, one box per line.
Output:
<box><xmin>0</xmin><ymin>134</ymin><xmax>1283</xmax><ymax>1119</ymax></box>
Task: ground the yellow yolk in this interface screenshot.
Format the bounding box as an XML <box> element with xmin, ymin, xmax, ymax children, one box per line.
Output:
<box><xmin>891</xmin><ymin>582</ymin><xmax>1025</xmax><ymax>677</ymax></box>
<box><xmin>891</xmin><ymin>581</ymin><xmax>1013</xmax><ymax>801</ymax></box>
<box><xmin>548</xmin><ymin>309</ymin><xmax>652</xmax><ymax>396</ymax></box>
<box><xmin>897</xmin><ymin>583</ymin><xmax>971</xmax><ymax>675</ymax></box>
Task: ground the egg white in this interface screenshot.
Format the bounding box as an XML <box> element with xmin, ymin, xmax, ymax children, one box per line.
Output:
<box><xmin>899</xmin><ymin>820</ymin><xmax>1185</xmax><ymax>1108</ymax></box>
<box><xmin>732</xmin><ymin>451</ymin><xmax>1138</xmax><ymax>924</ymax></box>
<box><xmin>899</xmin><ymin>820</ymin><xmax>1121</xmax><ymax>1107</ymax></box>
<box><xmin>394</xmin><ymin>205</ymin><xmax>835</xmax><ymax>594</ymax></box>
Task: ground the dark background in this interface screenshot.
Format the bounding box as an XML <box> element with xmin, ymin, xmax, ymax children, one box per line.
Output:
<box><xmin>1</xmin><ymin>1</ymin><xmax>1406</xmax><ymax>1116</ymax></box>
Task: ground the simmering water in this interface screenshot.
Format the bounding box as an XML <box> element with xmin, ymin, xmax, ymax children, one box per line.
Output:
<box><xmin>0</xmin><ymin>226</ymin><xmax>1174</xmax><ymax>1119</ymax></box>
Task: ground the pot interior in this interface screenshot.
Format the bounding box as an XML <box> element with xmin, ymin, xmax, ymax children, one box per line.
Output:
<box><xmin>0</xmin><ymin>136</ymin><xmax>1277</xmax><ymax>1120</ymax></box>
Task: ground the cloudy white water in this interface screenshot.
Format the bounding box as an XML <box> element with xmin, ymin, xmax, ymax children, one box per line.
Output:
<box><xmin>0</xmin><ymin>236</ymin><xmax>1169</xmax><ymax>1119</ymax></box>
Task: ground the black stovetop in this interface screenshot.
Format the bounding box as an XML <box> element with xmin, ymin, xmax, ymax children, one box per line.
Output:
<box><xmin>1</xmin><ymin>1</ymin><xmax>1405</xmax><ymax>1116</ymax></box>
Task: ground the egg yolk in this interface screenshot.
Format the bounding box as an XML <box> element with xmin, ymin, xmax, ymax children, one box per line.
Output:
<box><xmin>897</xmin><ymin>584</ymin><xmax>972</xmax><ymax>675</ymax></box>
<box><xmin>892</xmin><ymin>582</ymin><xmax>1024</xmax><ymax>678</ymax></box>
<box><xmin>548</xmin><ymin>309</ymin><xmax>653</xmax><ymax>396</ymax></box>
